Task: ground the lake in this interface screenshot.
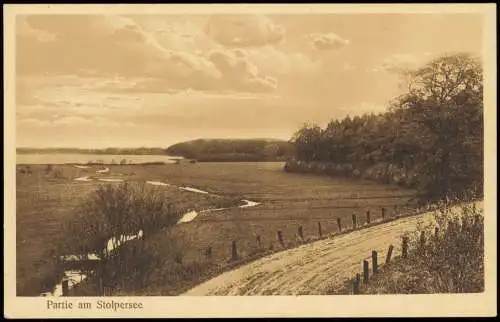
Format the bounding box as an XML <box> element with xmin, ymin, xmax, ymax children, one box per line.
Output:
<box><xmin>16</xmin><ymin>153</ymin><xmax>182</xmax><ymax>165</ymax></box>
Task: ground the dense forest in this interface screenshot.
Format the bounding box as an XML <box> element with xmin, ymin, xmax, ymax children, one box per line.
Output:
<box><xmin>286</xmin><ymin>53</ymin><xmax>483</xmax><ymax>202</ymax></box>
<box><xmin>165</xmin><ymin>138</ymin><xmax>295</xmax><ymax>162</ymax></box>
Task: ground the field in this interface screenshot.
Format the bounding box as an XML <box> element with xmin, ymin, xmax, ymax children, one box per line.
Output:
<box><xmin>16</xmin><ymin>161</ymin><xmax>417</xmax><ymax>296</ymax></box>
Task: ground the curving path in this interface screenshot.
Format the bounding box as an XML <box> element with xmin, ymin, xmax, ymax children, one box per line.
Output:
<box><xmin>182</xmin><ymin>202</ymin><xmax>482</xmax><ymax>296</ymax></box>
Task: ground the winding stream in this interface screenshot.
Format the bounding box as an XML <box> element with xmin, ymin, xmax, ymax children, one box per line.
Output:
<box><xmin>41</xmin><ymin>167</ymin><xmax>261</xmax><ymax>297</ymax></box>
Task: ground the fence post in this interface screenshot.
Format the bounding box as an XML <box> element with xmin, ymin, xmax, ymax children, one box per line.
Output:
<box><xmin>353</xmin><ymin>273</ymin><xmax>361</xmax><ymax>294</ymax></box>
<box><xmin>318</xmin><ymin>222</ymin><xmax>322</xmax><ymax>238</ymax></box>
<box><xmin>402</xmin><ymin>236</ymin><xmax>409</xmax><ymax>259</ymax></box>
<box><xmin>385</xmin><ymin>244</ymin><xmax>394</xmax><ymax>264</ymax></box>
<box><xmin>381</xmin><ymin>207</ymin><xmax>386</xmax><ymax>220</ymax></box>
<box><xmin>99</xmin><ymin>277</ymin><xmax>104</xmax><ymax>296</ymax></box>
<box><xmin>337</xmin><ymin>218</ymin><xmax>342</xmax><ymax>232</ymax></box>
<box><xmin>352</xmin><ymin>213</ymin><xmax>357</xmax><ymax>229</ymax></box>
<box><xmin>363</xmin><ymin>260</ymin><xmax>369</xmax><ymax>284</ymax></box>
<box><xmin>231</xmin><ymin>240</ymin><xmax>238</xmax><ymax>260</ymax></box>
<box><xmin>298</xmin><ymin>225</ymin><xmax>304</xmax><ymax>240</ymax></box>
<box><xmin>62</xmin><ymin>278</ymin><xmax>69</xmax><ymax>297</ymax></box>
<box><xmin>419</xmin><ymin>231</ymin><xmax>425</xmax><ymax>248</ymax></box>
<box><xmin>277</xmin><ymin>230</ymin><xmax>284</xmax><ymax>247</ymax></box>
<box><xmin>206</xmin><ymin>246</ymin><xmax>212</xmax><ymax>259</ymax></box>
<box><xmin>256</xmin><ymin>235</ymin><xmax>262</xmax><ymax>248</ymax></box>
<box><xmin>366</xmin><ymin>210</ymin><xmax>371</xmax><ymax>224</ymax></box>
<box><xmin>372</xmin><ymin>250</ymin><xmax>378</xmax><ymax>274</ymax></box>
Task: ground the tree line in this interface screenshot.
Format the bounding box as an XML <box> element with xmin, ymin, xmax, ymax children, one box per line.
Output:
<box><xmin>287</xmin><ymin>53</ymin><xmax>483</xmax><ymax>202</ymax></box>
<box><xmin>165</xmin><ymin>138</ymin><xmax>295</xmax><ymax>162</ymax></box>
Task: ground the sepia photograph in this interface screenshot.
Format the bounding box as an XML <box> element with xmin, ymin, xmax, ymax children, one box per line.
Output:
<box><xmin>4</xmin><ymin>3</ymin><xmax>497</xmax><ymax>318</ymax></box>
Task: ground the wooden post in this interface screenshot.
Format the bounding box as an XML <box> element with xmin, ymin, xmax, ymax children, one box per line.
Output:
<box><xmin>337</xmin><ymin>218</ymin><xmax>342</xmax><ymax>232</ymax></box>
<box><xmin>256</xmin><ymin>235</ymin><xmax>262</xmax><ymax>248</ymax></box>
<box><xmin>231</xmin><ymin>240</ymin><xmax>238</xmax><ymax>260</ymax></box>
<box><xmin>352</xmin><ymin>213</ymin><xmax>357</xmax><ymax>229</ymax></box>
<box><xmin>402</xmin><ymin>236</ymin><xmax>409</xmax><ymax>259</ymax></box>
<box><xmin>318</xmin><ymin>222</ymin><xmax>322</xmax><ymax>238</ymax></box>
<box><xmin>372</xmin><ymin>250</ymin><xmax>378</xmax><ymax>274</ymax></box>
<box><xmin>381</xmin><ymin>207</ymin><xmax>386</xmax><ymax>220</ymax></box>
<box><xmin>99</xmin><ymin>277</ymin><xmax>104</xmax><ymax>296</ymax></box>
<box><xmin>353</xmin><ymin>273</ymin><xmax>361</xmax><ymax>294</ymax></box>
<box><xmin>62</xmin><ymin>278</ymin><xmax>69</xmax><ymax>296</ymax></box>
<box><xmin>419</xmin><ymin>231</ymin><xmax>425</xmax><ymax>248</ymax></box>
<box><xmin>363</xmin><ymin>260</ymin><xmax>369</xmax><ymax>284</ymax></box>
<box><xmin>298</xmin><ymin>225</ymin><xmax>304</xmax><ymax>240</ymax></box>
<box><xmin>277</xmin><ymin>231</ymin><xmax>284</xmax><ymax>247</ymax></box>
<box><xmin>366</xmin><ymin>210</ymin><xmax>371</xmax><ymax>224</ymax></box>
<box><xmin>385</xmin><ymin>244</ymin><xmax>394</xmax><ymax>264</ymax></box>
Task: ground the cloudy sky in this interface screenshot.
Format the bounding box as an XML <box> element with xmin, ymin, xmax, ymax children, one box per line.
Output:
<box><xmin>16</xmin><ymin>13</ymin><xmax>483</xmax><ymax>148</ymax></box>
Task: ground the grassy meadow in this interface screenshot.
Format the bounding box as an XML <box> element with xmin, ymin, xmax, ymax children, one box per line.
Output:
<box><xmin>16</xmin><ymin>161</ymin><xmax>417</xmax><ymax>296</ymax></box>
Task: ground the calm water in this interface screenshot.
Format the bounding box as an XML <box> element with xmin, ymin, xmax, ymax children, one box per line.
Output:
<box><xmin>16</xmin><ymin>153</ymin><xmax>182</xmax><ymax>165</ymax></box>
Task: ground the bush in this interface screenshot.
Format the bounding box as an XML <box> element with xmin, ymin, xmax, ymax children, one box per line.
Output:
<box><xmin>409</xmin><ymin>202</ymin><xmax>484</xmax><ymax>293</ymax></box>
<box><xmin>64</xmin><ymin>182</ymin><xmax>184</xmax><ymax>291</ymax></box>
<box><xmin>359</xmin><ymin>201</ymin><xmax>484</xmax><ymax>294</ymax></box>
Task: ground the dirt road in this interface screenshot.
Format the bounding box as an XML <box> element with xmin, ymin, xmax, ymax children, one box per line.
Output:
<box><xmin>182</xmin><ymin>203</ymin><xmax>481</xmax><ymax>296</ymax></box>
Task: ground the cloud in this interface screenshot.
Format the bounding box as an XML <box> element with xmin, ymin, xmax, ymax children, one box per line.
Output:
<box><xmin>17</xmin><ymin>15</ymin><xmax>280</xmax><ymax>94</ymax></box>
<box><xmin>17</xmin><ymin>118</ymin><xmax>53</xmax><ymax>127</ymax></box>
<box><xmin>18</xmin><ymin>115</ymin><xmax>136</xmax><ymax>128</ymax></box>
<box><xmin>371</xmin><ymin>53</ymin><xmax>424</xmax><ymax>74</ymax></box>
<box><xmin>309</xmin><ymin>33</ymin><xmax>349</xmax><ymax>51</ymax></box>
<box><xmin>204</xmin><ymin>15</ymin><xmax>285</xmax><ymax>47</ymax></box>
<box><xmin>17</xmin><ymin>15</ymin><xmax>222</xmax><ymax>80</ymax></box>
<box><xmin>128</xmin><ymin>16</ymin><xmax>213</xmax><ymax>52</ymax></box>
<box><xmin>207</xmin><ymin>48</ymin><xmax>277</xmax><ymax>92</ymax></box>
<box><xmin>244</xmin><ymin>46</ymin><xmax>319</xmax><ymax>76</ymax></box>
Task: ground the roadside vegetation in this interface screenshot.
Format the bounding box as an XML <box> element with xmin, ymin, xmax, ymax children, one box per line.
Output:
<box><xmin>347</xmin><ymin>201</ymin><xmax>484</xmax><ymax>294</ymax></box>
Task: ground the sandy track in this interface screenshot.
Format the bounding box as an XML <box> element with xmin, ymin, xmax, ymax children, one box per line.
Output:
<box><xmin>182</xmin><ymin>203</ymin><xmax>481</xmax><ymax>296</ymax></box>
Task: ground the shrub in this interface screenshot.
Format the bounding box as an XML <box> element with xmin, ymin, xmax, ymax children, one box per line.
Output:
<box><xmin>359</xmin><ymin>201</ymin><xmax>484</xmax><ymax>294</ymax></box>
<box><xmin>64</xmin><ymin>182</ymin><xmax>184</xmax><ymax>292</ymax></box>
<box><xmin>409</xmin><ymin>202</ymin><xmax>484</xmax><ymax>293</ymax></box>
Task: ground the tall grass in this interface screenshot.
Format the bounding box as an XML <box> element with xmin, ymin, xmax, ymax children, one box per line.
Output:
<box><xmin>361</xmin><ymin>201</ymin><xmax>484</xmax><ymax>294</ymax></box>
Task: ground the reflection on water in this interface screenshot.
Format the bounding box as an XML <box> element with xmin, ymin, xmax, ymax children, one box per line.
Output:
<box><xmin>59</xmin><ymin>254</ymin><xmax>100</xmax><ymax>261</ymax></box>
<box><xmin>106</xmin><ymin>230</ymin><xmax>144</xmax><ymax>252</ymax></box>
<box><xmin>73</xmin><ymin>165</ymin><xmax>89</xmax><ymax>169</ymax></box>
<box><xmin>98</xmin><ymin>178</ymin><xmax>124</xmax><ymax>182</ymax></box>
<box><xmin>146</xmin><ymin>181</ymin><xmax>170</xmax><ymax>186</ymax></box>
<box><xmin>240</xmin><ymin>200</ymin><xmax>261</xmax><ymax>208</ymax></box>
<box><xmin>179</xmin><ymin>186</ymin><xmax>209</xmax><ymax>194</ymax></box>
<box><xmin>74</xmin><ymin>176</ymin><xmax>91</xmax><ymax>181</ymax></box>
<box><xmin>45</xmin><ymin>230</ymin><xmax>144</xmax><ymax>297</ymax></box>
<box><xmin>178</xmin><ymin>210</ymin><xmax>199</xmax><ymax>224</ymax></box>
<box><xmin>44</xmin><ymin>270</ymin><xmax>88</xmax><ymax>297</ymax></box>
<box><xmin>17</xmin><ymin>153</ymin><xmax>182</xmax><ymax>165</ymax></box>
